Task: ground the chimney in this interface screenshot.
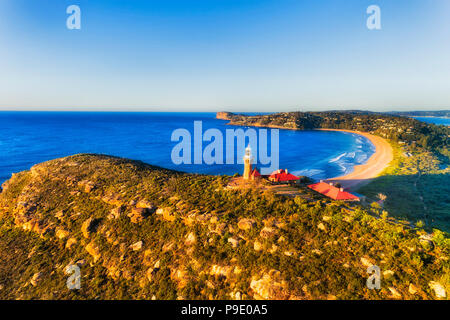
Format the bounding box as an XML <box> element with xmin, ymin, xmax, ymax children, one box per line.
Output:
<box><xmin>329</xmin><ymin>183</ymin><xmax>333</xmax><ymax>186</ymax></box>
<box><xmin>320</xmin><ymin>180</ymin><xmax>323</xmax><ymax>183</ymax></box>
<box><xmin>285</xmin><ymin>169</ymin><xmax>288</xmax><ymax>174</ymax></box>
<box><xmin>340</xmin><ymin>188</ymin><xmax>344</xmax><ymax>192</ymax></box>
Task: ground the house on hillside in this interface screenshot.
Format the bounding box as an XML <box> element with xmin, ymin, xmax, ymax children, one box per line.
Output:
<box><xmin>269</xmin><ymin>169</ymin><xmax>300</xmax><ymax>184</ymax></box>
<box><xmin>308</xmin><ymin>181</ymin><xmax>360</xmax><ymax>201</ymax></box>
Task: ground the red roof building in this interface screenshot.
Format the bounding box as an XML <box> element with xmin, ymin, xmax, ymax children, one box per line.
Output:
<box><xmin>269</xmin><ymin>169</ymin><xmax>300</xmax><ymax>183</ymax></box>
<box><xmin>250</xmin><ymin>168</ymin><xmax>262</xmax><ymax>180</ymax></box>
<box><xmin>308</xmin><ymin>182</ymin><xmax>360</xmax><ymax>201</ymax></box>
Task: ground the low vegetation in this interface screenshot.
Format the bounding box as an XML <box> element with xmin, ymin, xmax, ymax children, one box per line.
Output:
<box><xmin>0</xmin><ymin>154</ymin><xmax>448</xmax><ymax>300</ymax></box>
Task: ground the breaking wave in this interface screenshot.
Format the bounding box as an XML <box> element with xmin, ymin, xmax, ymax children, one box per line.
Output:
<box><xmin>291</xmin><ymin>169</ymin><xmax>325</xmax><ymax>179</ymax></box>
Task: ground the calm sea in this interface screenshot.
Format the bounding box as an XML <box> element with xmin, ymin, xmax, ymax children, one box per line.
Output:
<box><xmin>413</xmin><ymin>117</ymin><xmax>450</xmax><ymax>126</ymax></box>
<box><xmin>0</xmin><ymin>112</ymin><xmax>375</xmax><ymax>183</ymax></box>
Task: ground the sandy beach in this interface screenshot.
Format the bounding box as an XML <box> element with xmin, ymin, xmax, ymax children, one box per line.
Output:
<box><xmin>320</xmin><ymin>129</ymin><xmax>394</xmax><ymax>191</ymax></box>
<box><xmin>223</xmin><ymin>118</ymin><xmax>395</xmax><ymax>191</ymax></box>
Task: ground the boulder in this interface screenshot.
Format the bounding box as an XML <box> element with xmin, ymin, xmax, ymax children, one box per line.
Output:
<box><xmin>360</xmin><ymin>257</ymin><xmax>374</xmax><ymax>268</ymax></box>
<box><xmin>238</xmin><ymin>218</ymin><xmax>256</xmax><ymax>231</ymax></box>
<box><xmin>30</xmin><ymin>272</ymin><xmax>43</xmax><ymax>287</ymax></box>
<box><xmin>408</xmin><ymin>283</ymin><xmax>419</xmax><ymax>295</ymax></box>
<box><xmin>55</xmin><ymin>210</ymin><xmax>64</xmax><ymax>219</ymax></box>
<box><xmin>183</xmin><ymin>214</ymin><xmax>196</xmax><ymax>226</ymax></box>
<box><xmin>130</xmin><ymin>241</ymin><xmax>143</xmax><ymax>251</ymax></box>
<box><xmin>250</xmin><ymin>271</ymin><xmax>288</xmax><ymax>300</ymax></box>
<box><xmin>228</xmin><ymin>237</ymin><xmax>240</xmax><ymax>248</ymax></box>
<box><xmin>269</xmin><ymin>244</ymin><xmax>278</xmax><ymax>254</ymax></box>
<box><xmin>142</xmin><ymin>249</ymin><xmax>153</xmax><ymax>267</ymax></box>
<box><xmin>156</xmin><ymin>207</ymin><xmax>176</xmax><ymax>222</ymax></box>
<box><xmin>108</xmin><ymin>206</ymin><xmax>124</xmax><ymax>220</ymax></box>
<box><xmin>136</xmin><ymin>200</ymin><xmax>155</xmax><ymax>210</ymax></box>
<box><xmin>383</xmin><ymin>270</ymin><xmax>395</xmax><ymax>280</ymax></box>
<box><xmin>388</xmin><ymin>287</ymin><xmax>402</xmax><ymax>299</ymax></box>
<box><xmin>101</xmin><ymin>193</ymin><xmax>124</xmax><ymax>206</ymax></box>
<box><xmin>55</xmin><ymin>228</ymin><xmax>70</xmax><ymax>239</ymax></box>
<box><xmin>429</xmin><ymin>281</ymin><xmax>446</xmax><ymax>299</ymax></box>
<box><xmin>210</xmin><ymin>265</ymin><xmax>233</xmax><ymax>278</ymax></box>
<box><xmin>213</xmin><ymin>223</ymin><xmax>227</xmax><ymax>236</ymax></box>
<box><xmin>65</xmin><ymin>238</ymin><xmax>77</xmax><ymax>249</ymax></box>
<box><xmin>260</xmin><ymin>227</ymin><xmax>277</xmax><ymax>239</ymax></box>
<box><xmin>185</xmin><ymin>232</ymin><xmax>196</xmax><ymax>246</ymax></box>
<box><xmin>128</xmin><ymin>207</ymin><xmax>151</xmax><ymax>224</ymax></box>
<box><xmin>254</xmin><ymin>241</ymin><xmax>263</xmax><ymax>252</ymax></box>
<box><xmin>210</xmin><ymin>216</ymin><xmax>219</xmax><ymax>224</ymax></box>
<box><xmin>147</xmin><ymin>267</ymin><xmax>159</xmax><ymax>282</ymax></box>
<box><xmin>419</xmin><ymin>239</ymin><xmax>434</xmax><ymax>251</ymax></box>
<box><xmin>81</xmin><ymin>218</ymin><xmax>101</xmax><ymax>238</ymax></box>
<box><xmin>196</xmin><ymin>214</ymin><xmax>211</xmax><ymax>223</ymax></box>
<box><xmin>85</xmin><ymin>242</ymin><xmax>101</xmax><ymax>262</ymax></box>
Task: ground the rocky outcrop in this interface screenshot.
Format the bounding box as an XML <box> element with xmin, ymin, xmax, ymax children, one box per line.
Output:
<box><xmin>185</xmin><ymin>233</ymin><xmax>196</xmax><ymax>246</ymax></box>
<box><xmin>65</xmin><ymin>238</ymin><xmax>77</xmax><ymax>249</ymax></box>
<box><xmin>130</xmin><ymin>241</ymin><xmax>143</xmax><ymax>251</ymax></box>
<box><xmin>429</xmin><ymin>281</ymin><xmax>447</xmax><ymax>299</ymax></box>
<box><xmin>260</xmin><ymin>227</ymin><xmax>277</xmax><ymax>239</ymax></box>
<box><xmin>228</xmin><ymin>237</ymin><xmax>240</xmax><ymax>248</ymax></box>
<box><xmin>108</xmin><ymin>206</ymin><xmax>124</xmax><ymax>220</ymax></box>
<box><xmin>216</xmin><ymin>112</ymin><xmax>235</xmax><ymax>121</ymax></box>
<box><xmin>55</xmin><ymin>228</ymin><xmax>70</xmax><ymax>239</ymax></box>
<box><xmin>250</xmin><ymin>270</ymin><xmax>289</xmax><ymax>300</ymax></box>
<box><xmin>128</xmin><ymin>207</ymin><xmax>152</xmax><ymax>224</ymax></box>
<box><xmin>156</xmin><ymin>207</ymin><xmax>176</xmax><ymax>222</ymax></box>
<box><xmin>30</xmin><ymin>272</ymin><xmax>43</xmax><ymax>287</ymax></box>
<box><xmin>85</xmin><ymin>242</ymin><xmax>101</xmax><ymax>262</ymax></box>
<box><xmin>81</xmin><ymin>218</ymin><xmax>101</xmax><ymax>238</ymax></box>
<box><xmin>238</xmin><ymin>218</ymin><xmax>256</xmax><ymax>231</ymax></box>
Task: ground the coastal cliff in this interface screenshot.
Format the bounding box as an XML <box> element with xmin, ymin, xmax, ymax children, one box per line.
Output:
<box><xmin>0</xmin><ymin>154</ymin><xmax>448</xmax><ymax>300</ymax></box>
<box><xmin>216</xmin><ymin>112</ymin><xmax>234</xmax><ymax>121</ymax></box>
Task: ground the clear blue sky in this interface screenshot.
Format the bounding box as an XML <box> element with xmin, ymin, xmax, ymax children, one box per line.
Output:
<box><xmin>0</xmin><ymin>0</ymin><xmax>449</xmax><ymax>111</ymax></box>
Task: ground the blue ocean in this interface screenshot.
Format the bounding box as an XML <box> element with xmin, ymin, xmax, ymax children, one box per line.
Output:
<box><xmin>413</xmin><ymin>117</ymin><xmax>450</xmax><ymax>126</ymax></box>
<box><xmin>0</xmin><ymin>112</ymin><xmax>375</xmax><ymax>183</ymax></box>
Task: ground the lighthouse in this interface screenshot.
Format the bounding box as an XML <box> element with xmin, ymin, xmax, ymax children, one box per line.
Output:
<box><xmin>243</xmin><ymin>145</ymin><xmax>252</xmax><ymax>180</ymax></box>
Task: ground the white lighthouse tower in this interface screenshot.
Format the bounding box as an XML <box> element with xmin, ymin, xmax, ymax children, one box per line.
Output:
<box><xmin>243</xmin><ymin>145</ymin><xmax>252</xmax><ymax>180</ymax></box>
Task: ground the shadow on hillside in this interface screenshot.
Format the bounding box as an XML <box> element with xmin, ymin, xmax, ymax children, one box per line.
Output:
<box><xmin>353</xmin><ymin>172</ymin><xmax>450</xmax><ymax>233</ymax></box>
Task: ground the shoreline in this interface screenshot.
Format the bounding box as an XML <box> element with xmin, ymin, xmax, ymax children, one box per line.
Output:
<box><xmin>223</xmin><ymin>120</ymin><xmax>394</xmax><ymax>191</ymax></box>
<box><xmin>318</xmin><ymin>129</ymin><xmax>394</xmax><ymax>191</ymax></box>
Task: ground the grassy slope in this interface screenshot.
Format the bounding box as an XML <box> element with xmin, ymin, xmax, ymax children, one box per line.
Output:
<box><xmin>359</xmin><ymin>143</ymin><xmax>450</xmax><ymax>233</ymax></box>
<box><xmin>0</xmin><ymin>154</ymin><xmax>448</xmax><ymax>300</ymax></box>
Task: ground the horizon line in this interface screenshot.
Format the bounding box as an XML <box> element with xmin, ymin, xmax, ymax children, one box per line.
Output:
<box><xmin>0</xmin><ymin>108</ymin><xmax>449</xmax><ymax>113</ymax></box>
